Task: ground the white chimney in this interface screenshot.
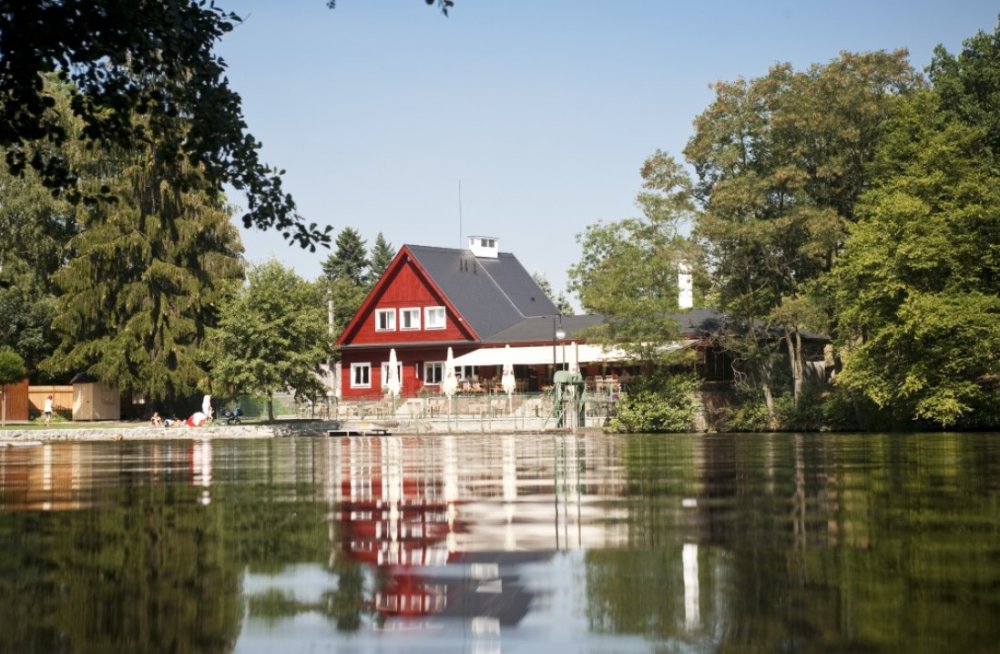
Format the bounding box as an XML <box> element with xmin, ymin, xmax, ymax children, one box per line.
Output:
<box><xmin>469</xmin><ymin>236</ymin><xmax>499</xmax><ymax>258</ymax></box>
<box><xmin>678</xmin><ymin>263</ymin><xmax>693</xmax><ymax>309</ymax></box>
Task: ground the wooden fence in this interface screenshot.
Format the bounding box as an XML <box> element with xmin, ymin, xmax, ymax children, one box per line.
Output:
<box><xmin>1</xmin><ymin>378</ymin><xmax>29</xmax><ymax>421</ymax></box>
<box><xmin>28</xmin><ymin>385</ymin><xmax>73</xmax><ymax>420</ymax></box>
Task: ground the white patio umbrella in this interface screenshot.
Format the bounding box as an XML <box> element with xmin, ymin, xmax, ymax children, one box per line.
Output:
<box><xmin>386</xmin><ymin>348</ymin><xmax>401</xmax><ymax>409</ymax></box>
<box><xmin>501</xmin><ymin>344</ymin><xmax>516</xmax><ymax>414</ymax></box>
<box><xmin>443</xmin><ymin>347</ymin><xmax>457</xmax><ymax>427</ymax></box>
<box><xmin>568</xmin><ymin>341</ymin><xmax>579</xmax><ymax>374</ymax></box>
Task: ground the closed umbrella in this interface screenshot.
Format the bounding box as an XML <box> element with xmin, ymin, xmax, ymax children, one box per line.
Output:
<box><xmin>501</xmin><ymin>344</ymin><xmax>516</xmax><ymax>414</ymax></box>
<box><xmin>443</xmin><ymin>347</ymin><xmax>457</xmax><ymax>398</ymax></box>
<box><xmin>443</xmin><ymin>347</ymin><xmax>457</xmax><ymax>428</ymax></box>
<box><xmin>386</xmin><ymin>348</ymin><xmax>401</xmax><ymax>413</ymax></box>
<box><xmin>568</xmin><ymin>342</ymin><xmax>579</xmax><ymax>374</ymax></box>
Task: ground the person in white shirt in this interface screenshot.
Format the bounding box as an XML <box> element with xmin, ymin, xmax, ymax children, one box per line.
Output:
<box><xmin>43</xmin><ymin>395</ymin><xmax>54</xmax><ymax>425</ymax></box>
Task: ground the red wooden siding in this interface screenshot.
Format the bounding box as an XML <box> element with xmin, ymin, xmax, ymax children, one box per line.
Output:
<box><xmin>344</xmin><ymin>256</ymin><xmax>474</xmax><ymax>346</ymax></box>
<box><xmin>340</xmin><ymin>345</ymin><xmax>477</xmax><ymax>401</ymax></box>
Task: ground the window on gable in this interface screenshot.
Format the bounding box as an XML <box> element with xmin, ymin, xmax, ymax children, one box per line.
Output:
<box><xmin>400</xmin><ymin>308</ymin><xmax>421</xmax><ymax>330</ymax></box>
<box><xmin>351</xmin><ymin>363</ymin><xmax>371</xmax><ymax>388</ymax></box>
<box><xmin>425</xmin><ymin>306</ymin><xmax>446</xmax><ymax>330</ymax></box>
<box><xmin>376</xmin><ymin>308</ymin><xmax>396</xmax><ymax>331</ymax></box>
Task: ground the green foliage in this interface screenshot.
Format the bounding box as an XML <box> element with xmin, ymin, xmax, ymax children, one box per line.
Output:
<box><xmin>368</xmin><ymin>232</ymin><xmax>395</xmax><ymax>282</ymax></box>
<box><xmin>321</xmin><ymin>228</ymin><xmax>393</xmax><ymax>346</ymax></box>
<box><xmin>0</xmin><ymin>348</ymin><xmax>26</xmax><ymax>386</ymax></box>
<box><xmin>0</xmin><ymin>1</ymin><xmax>330</xmax><ymax>249</ymax></box>
<box><xmin>531</xmin><ymin>271</ymin><xmax>575</xmax><ymax>316</ymax></box>
<box><xmin>0</xmin><ymin>80</ymin><xmax>80</xmax><ymax>379</ymax></box>
<box><xmin>686</xmin><ymin>51</ymin><xmax>919</xmax><ymax>405</ymax></box>
<box><xmin>569</xmin><ymin>151</ymin><xmax>693</xmax><ymax>362</ymax></box>
<box><xmin>930</xmin><ymin>18</ymin><xmax>1000</xmax><ymax>159</ymax></box>
<box><xmin>44</xmin><ymin>139</ymin><xmax>245</xmax><ymax>401</ymax></box>
<box><xmin>211</xmin><ymin>261</ymin><xmax>329</xmax><ymax>420</ymax></box>
<box><xmin>607</xmin><ymin>373</ymin><xmax>699</xmax><ymax>433</ymax></box>
<box><xmin>832</xmin><ymin>88</ymin><xmax>1000</xmax><ymax>428</ymax></box>
<box><xmin>322</xmin><ymin>227</ymin><xmax>369</xmax><ymax>286</ymax></box>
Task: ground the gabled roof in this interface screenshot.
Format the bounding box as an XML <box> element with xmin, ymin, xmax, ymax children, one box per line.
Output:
<box><xmin>405</xmin><ymin>245</ymin><xmax>560</xmax><ymax>339</ymax></box>
<box><xmin>480</xmin><ymin>308</ymin><xmax>831</xmax><ymax>345</ymax></box>
<box><xmin>483</xmin><ymin>314</ymin><xmax>605</xmax><ymax>344</ymax></box>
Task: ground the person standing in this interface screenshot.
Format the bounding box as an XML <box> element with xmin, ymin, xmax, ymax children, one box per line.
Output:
<box><xmin>43</xmin><ymin>395</ymin><xmax>54</xmax><ymax>426</ymax></box>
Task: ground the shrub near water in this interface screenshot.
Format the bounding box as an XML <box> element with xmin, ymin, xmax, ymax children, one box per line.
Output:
<box><xmin>607</xmin><ymin>374</ymin><xmax>699</xmax><ymax>433</ymax></box>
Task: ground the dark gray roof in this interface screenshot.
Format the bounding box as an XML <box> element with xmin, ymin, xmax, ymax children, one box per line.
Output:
<box><xmin>483</xmin><ymin>314</ymin><xmax>605</xmax><ymax>344</ymax></box>
<box><xmin>674</xmin><ymin>308</ymin><xmax>830</xmax><ymax>342</ymax></box>
<box><xmin>407</xmin><ymin>245</ymin><xmax>559</xmax><ymax>339</ymax></box>
<box><xmin>483</xmin><ymin>308</ymin><xmax>830</xmax><ymax>344</ymax></box>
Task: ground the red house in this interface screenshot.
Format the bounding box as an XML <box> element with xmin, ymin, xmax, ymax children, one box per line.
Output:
<box><xmin>336</xmin><ymin>237</ymin><xmax>829</xmax><ymax>403</ymax></box>
<box><xmin>335</xmin><ymin>236</ymin><xmax>573</xmax><ymax>400</ymax></box>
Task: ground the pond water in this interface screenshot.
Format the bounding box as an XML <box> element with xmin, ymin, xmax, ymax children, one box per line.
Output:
<box><xmin>0</xmin><ymin>432</ymin><xmax>998</xmax><ymax>653</ymax></box>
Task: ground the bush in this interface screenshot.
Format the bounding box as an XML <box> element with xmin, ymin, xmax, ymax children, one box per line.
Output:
<box><xmin>725</xmin><ymin>396</ymin><xmax>773</xmax><ymax>432</ymax></box>
<box><xmin>607</xmin><ymin>374</ymin><xmax>699</xmax><ymax>433</ymax></box>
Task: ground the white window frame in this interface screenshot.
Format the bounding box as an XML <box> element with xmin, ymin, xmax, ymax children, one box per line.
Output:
<box><xmin>381</xmin><ymin>361</ymin><xmax>404</xmax><ymax>389</ymax></box>
<box><xmin>350</xmin><ymin>362</ymin><xmax>371</xmax><ymax>389</ymax></box>
<box><xmin>425</xmin><ymin>306</ymin><xmax>446</xmax><ymax>330</ymax></box>
<box><xmin>400</xmin><ymin>307</ymin><xmax>421</xmax><ymax>331</ymax></box>
<box><xmin>424</xmin><ymin>361</ymin><xmax>444</xmax><ymax>385</ymax></box>
<box><xmin>375</xmin><ymin>308</ymin><xmax>396</xmax><ymax>332</ymax></box>
<box><xmin>455</xmin><ymin>365</ymin><xmax>478</xmax><ymax>381</ymax></box>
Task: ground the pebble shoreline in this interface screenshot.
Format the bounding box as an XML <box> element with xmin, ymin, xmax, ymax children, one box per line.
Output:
<box><xmin>0</xmin><ymin>420</ymin><xmax>342</xmax><ymax>443</ymax></box>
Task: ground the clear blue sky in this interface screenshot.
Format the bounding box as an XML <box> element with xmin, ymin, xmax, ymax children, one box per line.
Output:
<box><xmin>218</xmin><ymin>0</ymin><xmax>998</xmax><ymax>308</ymax></box>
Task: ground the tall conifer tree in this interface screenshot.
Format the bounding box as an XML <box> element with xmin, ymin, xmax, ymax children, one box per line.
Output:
<box><xmin>45</xmin><ymin>142</ymin><xmax>244</xmax><ymax>402</ymax></box>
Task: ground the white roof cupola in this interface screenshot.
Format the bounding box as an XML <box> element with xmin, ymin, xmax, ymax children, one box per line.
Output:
<box><xmin>469</xmin><ymin>235</ymin><xmax>499</xmax><ymax>258</ymax></box>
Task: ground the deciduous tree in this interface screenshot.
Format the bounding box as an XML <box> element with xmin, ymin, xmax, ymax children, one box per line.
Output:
<box><xmin>212</xmin><ymin>261</ymin><xmax>329</xmax><ymax>420</ymax></box>
<box><xmin>568</xmin><ymin>151</ymin><xmax>693</xmax><ymax>363</ymax></box>
<box><xmin>685</xmin><ymin>51</ymin><xmax>919</xmax><ymax>411</ymax></box>
<box><xmin>832</xmin><ymin>91</ymin><xmax>1000</xmax><ymax>427</ymax></box>
<box><xmin>0</xmin><ymin>1</ymin><xmax>330</xmax><ymax>250</ymax></box>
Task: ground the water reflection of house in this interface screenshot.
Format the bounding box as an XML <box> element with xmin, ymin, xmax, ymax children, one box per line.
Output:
<box><xmin>331</xmin><ymin>437</ymin><xmax>554</xmax><ymax>625</ymax></box>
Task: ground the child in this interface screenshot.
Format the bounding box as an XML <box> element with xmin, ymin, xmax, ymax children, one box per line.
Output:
<box><xmin>43</xmin><ymin>395</ymin><xmax>54</xmax><ymax>426</ymax></box>
<box><xmin>150</xmin><ymin>411</ymin><xmax>163</xmax><ymax>427</ymax></box>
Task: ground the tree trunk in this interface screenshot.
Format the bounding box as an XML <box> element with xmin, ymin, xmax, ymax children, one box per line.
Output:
<box><xmin>762</xmin><ymin>382</ymin><xmax>778</xmax><ymax>430</ymax></box>
<box><xmin>756</xmin><ymin>357</ymin><xmax>778</xmax><ymax>430</ymax></box>
<box><xmin>785</xmin><ymin>330</ymin><xmax>804</xmax><ymax>408</ymax></box>
<box><xmin>267</xmin><ymin>390</ymin><xmax>275</xmax><ymax>422</ymax></box>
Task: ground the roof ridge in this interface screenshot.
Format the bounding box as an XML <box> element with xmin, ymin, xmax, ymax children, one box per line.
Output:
<box><xmin>474</xmin><ymin>255</ymin><xmax>525</xmax><ymax>322</ymax></box>
<box><xmin>406</xmin><ymin>243</ymin><xmax>513</xmax><ymax>257</ymax></box>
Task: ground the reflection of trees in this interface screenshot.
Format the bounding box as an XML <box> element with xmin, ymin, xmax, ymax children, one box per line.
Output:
<box><xmin>325</xmin><ymin>557</ymin><xmax>367</xmax><ymax>631</ymax></box>
<box><xmin>583</xmin><ymin>433</ymin><xmax>1000</xmax><ymax>653</ymax></box>
<box><xmin>0</xmin><ymin>488</ymin><xmax>242</xmax><ymax>654</ymax></box>
<box><xmin>0</xmin><ymin>440</ymin><xmax>337</xmax><ymax>652</ymax></box>
<box><xmin>220</xmin><ymin>481</ymin><xmax>330</xmax><ymax>573</ymax></box>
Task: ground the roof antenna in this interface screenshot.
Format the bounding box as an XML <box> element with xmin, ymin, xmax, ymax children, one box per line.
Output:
<box><xmin>458</xmin><ymin>179</ymin><xmax>463</xmax><ymax>249</ymax></box>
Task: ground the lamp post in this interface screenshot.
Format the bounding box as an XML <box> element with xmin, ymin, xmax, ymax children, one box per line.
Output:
<box><xmin>552</xmin><ymin>317</ymin><xmax>557</xmax><ymax>380</ymax></box>
<box><xmin>327</xmin><ymin>290</ymin><xmax>335</xmax><ymax>416</ymax></box>
<box><xmin>555</xmin><ymin>319</ymin><xmax>566</xmax><ymax>375</ymax></box>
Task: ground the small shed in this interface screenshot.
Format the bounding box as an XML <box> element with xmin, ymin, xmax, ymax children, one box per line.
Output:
<box><xmin>71</xmin><ymin>373</ymin><xmax>121</xmax><ymax>421</ymax></box>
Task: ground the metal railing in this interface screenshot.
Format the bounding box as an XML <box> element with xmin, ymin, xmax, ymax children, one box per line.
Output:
<box><xmin>332</xmin><ymin>391</ymin><xmax>619</xmax><ymax>433</ymax></box>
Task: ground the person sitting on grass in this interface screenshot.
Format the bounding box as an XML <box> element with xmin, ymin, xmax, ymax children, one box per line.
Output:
<box><xmin>150</xmin><ymin>411</ymin><xmax>162</xmax><ymax>427</ymax></box>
